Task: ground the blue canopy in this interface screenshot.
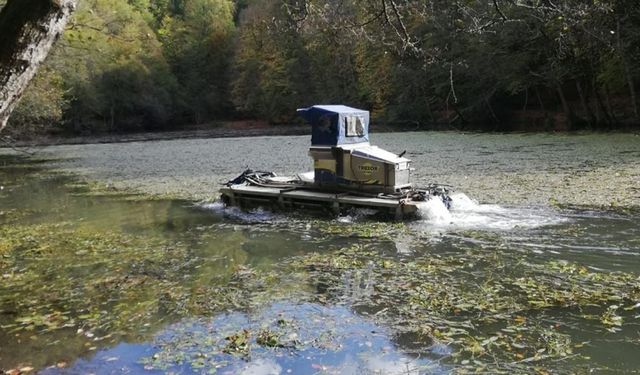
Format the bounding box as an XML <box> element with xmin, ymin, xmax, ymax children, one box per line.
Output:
<box><xmin>297</xmin><ymin>105</ymin><xmax>369</xmax><ymax>146</ymax></box>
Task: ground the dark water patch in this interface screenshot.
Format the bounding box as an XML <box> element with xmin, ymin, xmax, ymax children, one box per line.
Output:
<box><xmin>618</xmin><ymin>150</ymin><xmax>640</xmax><ymax>155</ymax></box>
<box><xmin>555</xmin><ymin>203</ymin><xmax>640</xmax><ymax>216</ymax></box>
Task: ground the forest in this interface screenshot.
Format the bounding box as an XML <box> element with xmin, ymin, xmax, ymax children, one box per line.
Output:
<box><xmin>2</xmin><ymin>0</ymin><xmax>640</xmax><ymax>136</ymax></box>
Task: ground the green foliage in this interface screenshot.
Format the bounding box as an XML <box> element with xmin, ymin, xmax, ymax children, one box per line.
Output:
<box><xmin>6</xmin><ymin>0</ymin><xmax>640</xmax><ymax>135</ymax></box>
<box><xmin>159</xmin><ymin>0</ymin><xmax>236</xmax><ymax>123</ymax></box>
<box><xmin>53</xmin><ymin>0</ymin><xmax>177</xmax><ymax>132</ymax></box>
<box><xmin>231</xmin><ymin>0</ymin><xmax>310</xmax><ymax>122</ymax></box>
<box><xmin>6</xmin><ymin>67</ymin><xmax>68</xmax><ymax>137</ymax></box>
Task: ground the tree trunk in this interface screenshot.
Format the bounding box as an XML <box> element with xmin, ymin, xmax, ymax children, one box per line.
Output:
<box><xmin>0</xmin><ymin>0</ymin><xmax>76</xmax><ymax>132</ymax></box>
<box><xmin>603</xmin><ymin>84</ymin><xmax>618</xmax><ymax>124</ymax></box>
<box><xmin>593</xmin><ymin>82</ymin><xmax>613</xmax><ymax>128</ymax></box>
<box><xmin>425</xmin><ymin>97</ymin><xmax>434</xmax><ymax>122</ymax></box>
<box><xmin>485</xmin><ymin>95</ymin><xmax>499</xmax><ymax>124</ymax></box>
<box><xmin>110</xmin><ymin>105</ymin><xmax>115</xmax><ymax>131</ymax></box>
<box><xmin>617</xmin><ymin>18</ymin><xmax>639</xmax><ymax>121</ymax></box>
<box><xmin>576</xmin><ymin>80</ymin><xmax>595</xmax><ymax>128</ymax></box>
<box><xmin>556</xmin><ymin>84</ymin><xmax>575</xmax><ymax>129</ymax></box>
<box><xmin>535</xmin><ymin>87</ymin><xmax>545</xmax><ymax>111</ymax></box>
<box><xmin>591</xmin><ymin>82</ymin><xmax>601</xmax><ymax>125</ymax></box>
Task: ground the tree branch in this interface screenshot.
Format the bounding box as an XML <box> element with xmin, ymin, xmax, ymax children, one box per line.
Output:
<box><xmin>493</xmin><ymin>0</ymin><xmax>508</xmax><ymax>21</ymax></box>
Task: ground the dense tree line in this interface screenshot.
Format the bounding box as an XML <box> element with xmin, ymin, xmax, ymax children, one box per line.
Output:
<box><xmin>2</xmin><ymin>0</ymin><xmax>640</xmax><ymax>135</ymax></box>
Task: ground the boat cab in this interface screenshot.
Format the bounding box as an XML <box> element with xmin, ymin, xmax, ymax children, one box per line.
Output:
<box><xmin>301</xmin><ymin>105</ymin><xmax>412</xmax><ymax>194</ymax></box>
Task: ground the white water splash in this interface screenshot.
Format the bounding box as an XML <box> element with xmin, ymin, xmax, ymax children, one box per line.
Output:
<box><xmin>416</xmin><ymin>198</ymin><xmax>452</xmax><ymax>224</ymax></box>
<box><xmin>199</xmin><ymin>201</ymin><xmax>225</xmax><ymax>212</ymax></box>
<box><xmin>416</xmin><ymin>192</ymin><xmax>567</xmax><ymax>231</ymax></box>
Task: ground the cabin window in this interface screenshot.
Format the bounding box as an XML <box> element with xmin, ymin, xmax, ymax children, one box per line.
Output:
<box><xmin>345</xmin><ymin>115</ymin><xmax>365</xmax><ymax>137</ymax></box>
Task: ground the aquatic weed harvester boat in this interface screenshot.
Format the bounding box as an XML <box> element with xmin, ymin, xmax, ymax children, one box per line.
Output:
<box><xmin>220</xmin><ymin>105</ymin><xmax>453</xmax><ymax>219</ymax></box>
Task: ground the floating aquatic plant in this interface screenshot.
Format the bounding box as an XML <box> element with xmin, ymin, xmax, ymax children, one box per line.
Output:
<box><xmin>2</xmin><ymin>154</ymin><xmax>640</xmax><ymax>373</ymax></box>
<box><xmin>284</xmin><ymin>244</ymin><xmax>640</xmax><ymax>372</ymax></box>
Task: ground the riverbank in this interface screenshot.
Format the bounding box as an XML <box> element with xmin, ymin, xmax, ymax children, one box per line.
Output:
<box><xmin>0</xmin><ymin>120</ymin><xmax>438</xmax><ymax>147</ymax></box>
<box><xmin>0</xmin><ymin>122</ymin><xmax>309</xmax><ymax>147</ymax></box>
<box><xmin>2</xmin><ymin>119</ymin><xmax>638</xmax><ymax>148</ymax></box>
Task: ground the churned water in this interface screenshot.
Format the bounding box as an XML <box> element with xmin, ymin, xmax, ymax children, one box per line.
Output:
<box><xmin>416</xmin><ymin>192</ymin><xmax>568</xmax><ymax>230</ymax></box>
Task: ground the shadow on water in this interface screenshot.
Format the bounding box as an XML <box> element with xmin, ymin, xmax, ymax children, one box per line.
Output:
<box><xmin>1</xmin><ymin>154</ymin><xmax>640</xmax><ymax>373</ymax></box>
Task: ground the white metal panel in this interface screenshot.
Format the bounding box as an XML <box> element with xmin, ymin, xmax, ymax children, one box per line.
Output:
<box><xmin>351</xmin><ymin>145</ymin><xmax>411</xmax><ymax>164</ymax></box>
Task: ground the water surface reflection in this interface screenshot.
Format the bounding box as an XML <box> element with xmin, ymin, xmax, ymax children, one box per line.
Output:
<box><xmin>1</xmin><ymin>155</ymin><xmax>639</xmax><ymax>373</ymax></box>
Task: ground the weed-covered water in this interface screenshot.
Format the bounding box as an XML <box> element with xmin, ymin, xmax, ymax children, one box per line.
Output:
<box><xmin>34</xmin><ymin>132</ymin><xmax>640</xmax><ymax>207</ymax></box>
<box><xmin>1</xmin><ymin>137</ymin><xmax>639</xmax><ymax>373</ymax></box>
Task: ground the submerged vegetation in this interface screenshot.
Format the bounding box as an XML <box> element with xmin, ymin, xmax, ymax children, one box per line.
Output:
<box><xmin>289</xmin><ymin>244</ymin><xmax>640</xmax><ymax>371</ymax></box>
<box><xmin>1</xmin><ymin>154</ymin><xmax>639</xmax><ymax>373</ymax></box>
<box><xmin>4</xmin><ymin>219</ymin><xmax>638</xmax><ymax>372</ymax></box>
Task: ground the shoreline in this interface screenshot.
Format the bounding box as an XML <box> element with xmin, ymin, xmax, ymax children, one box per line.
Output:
<box><xmin>2</xmin><ymin>123</ymin><xmax>639</xmax><ymax>149</ymax></box>
<box><xmin>0</xmin><ymin>123</ymin><xmax>311</xmax><ymax>148</ymax></box>
<box><xmin>0</xmin><ymin>121</ymin><xmax>442</xmax><ymax>148</ymax></box>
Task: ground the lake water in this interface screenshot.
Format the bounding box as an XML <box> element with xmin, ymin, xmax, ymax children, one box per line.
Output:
<box><xmin>1</xmin><ymin>132</ymin><xmax>639</xmax><ymax>373</ymax></box>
